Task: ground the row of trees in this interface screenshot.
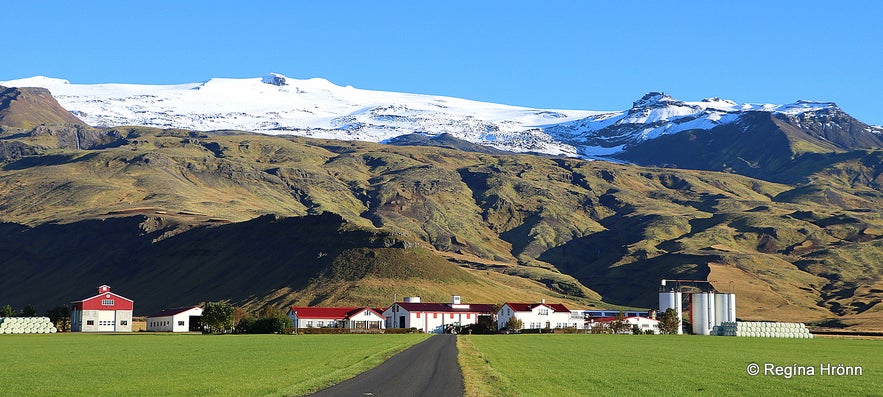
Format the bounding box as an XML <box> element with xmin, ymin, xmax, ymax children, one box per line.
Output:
<box><xmin>201</xmin><ymin>302</ymin><xmax>293</xmax><ymax>334</ymax></box>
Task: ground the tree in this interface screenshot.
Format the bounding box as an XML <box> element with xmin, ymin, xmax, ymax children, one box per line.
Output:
<box><xmin>503</xmin><ymin>316</ymin><xmax>523</xmax><ymax>333</ymax></box>
<box><xmin>252</xmin><ymin>307</ymin><xmax>292</xmax><ymax>334</ymax></box>
<box><xmin>659</xmin><ymin>308</ymin><xmax>681</xmax><ymax>335</ymax></box>
<box><xmin>45</xmin><ymin>305</ymin><xmax>71</xmax><ymax>332</ymax></box>
<box><xmin>609</xmin><ymin>311</ymin><xmax>629</xmax><ymax>334</ymax></box>
<box><xmin>19</xmin><ymin>304</ymin><xmax>37</xmax><ymax>317</ymax></box>
<box><xmin>201</xmin><ymin>302</ymin><xmax>235</xmax><ymax>333</ymax></box>
<box><xmin>1</xmin><ymin>305</ymin><xmax>14</xmax><ymax>318</ymax></box>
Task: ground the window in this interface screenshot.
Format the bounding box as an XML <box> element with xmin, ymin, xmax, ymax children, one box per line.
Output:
<box><xmin>433</xmin><ymin>313</ymin><xmax>437</xmax><ymax>319</ymax></box>
<box><xmin>538</xmin><ymin>308</ymin><xmax>549</xmax><ymax>315</ymax></box>
<box><xmin>450</xmin><ymin>313</ymin><xmax>454</xmax><ymax>319</ymax></box>
<box><xmin>306</xmin><ymin>321</ymin><xmax>313</xmax><ymax>327</ymax></box>
<box><xmin>121</xmin><ymin>321</ymin><xmax>128</xmax><ymax>326</ymax></box>
<box><xmin>178</xmin><ymin>321</ymin><xmax>185</xmax><ymax>326</ymax></box>
<box><xmin>86</xmin><ymin>320</ymin><xmax>94</xmax><ymax>326</ymax></box>
<box><xmin>466</xmin><ymin>313</ymin><xmax>471</xmax><ymax>319</ymax></box>
<box><xmin>317</xmin><ymin>321</ymin><xmax>324</xmax><ymax>327</ymax></box>
<box><xmin>416</xmin><ymin>312</ymin><xmax>421</xmax><ymax>318</ymax></box>
<box><xmin>101</xmin><ymin>299</ymin><xmax>115</xmax><ymax>306</ymax></box>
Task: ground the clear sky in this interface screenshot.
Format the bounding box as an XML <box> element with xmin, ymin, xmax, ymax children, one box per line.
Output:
<box><xmin>4</xmin><ymin>1</ymin><xmax>881</xmax><ymax>125</ymax></box>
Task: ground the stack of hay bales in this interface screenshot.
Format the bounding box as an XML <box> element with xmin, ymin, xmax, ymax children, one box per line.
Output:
<box><xmin>712</xmin><ymin>321</ymin><xmax>813</xmax><ymax>338</ymax></box>
<box><xmin>0</xmin><ymin>317</ymin><xmax>58</xmax><ymax>334</ymax></box>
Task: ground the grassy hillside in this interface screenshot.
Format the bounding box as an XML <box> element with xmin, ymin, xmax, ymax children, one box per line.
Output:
<box><xmin>0</xmin><ymin>127</ymin><xmax>880</xmax><ymax>329</ymax></box>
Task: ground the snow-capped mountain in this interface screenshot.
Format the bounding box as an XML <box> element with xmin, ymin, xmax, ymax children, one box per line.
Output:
<box><xmin>2</xmin><ymin>74</ymin><xmax>879</xmax><ymax>158</ymax></box>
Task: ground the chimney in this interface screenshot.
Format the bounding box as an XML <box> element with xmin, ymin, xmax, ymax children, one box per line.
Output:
<box><xmin>541</xmin><ymin>298</ymin><xmax>545</xmax><ymax>304</ymax></box>
<box><xmin>452</xmin><ymin>295</ymin><xmax>461</xmax><ymax>305</ymax></box>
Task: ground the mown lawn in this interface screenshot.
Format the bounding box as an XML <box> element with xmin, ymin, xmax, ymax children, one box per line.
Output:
<box><xmin>0</xmin><ymin>333</ymin><xmax>428</xmax><ymax>397</ymax></box>
<box><xmin>459</xmin><ymin>334</ymin><xmax>881</xmax><ymax>397</ymax></box>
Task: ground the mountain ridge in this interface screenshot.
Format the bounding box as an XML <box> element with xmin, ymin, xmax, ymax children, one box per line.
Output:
<box><xmin>4</xmin><ymin>75</ymin><xmax>879</xmax><ymax>164</ymax></box>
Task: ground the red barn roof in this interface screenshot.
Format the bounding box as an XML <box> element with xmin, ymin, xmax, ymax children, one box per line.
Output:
<box><xmin>147</xmin><ymin>306</ymin><xmax>202</xmax><ymax>318</ymax></box>
<box><xmin>71</xmin><ymin>285</ymin><xmax>133</xmax><ymax>311</ymax></box>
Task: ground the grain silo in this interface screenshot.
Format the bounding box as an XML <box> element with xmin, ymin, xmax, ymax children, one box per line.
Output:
<box><xmin>714</xmin><ymin>293</ymin><xmax>736</xmax><ymax>324</ymax></box>
<box><xmin>691</xmin><ymin>292</ymin><xmax>716</xmax><ymax>335</ymax></box>
<box><xmin>658</xmin><ymin>280</ymin><xmax>683</xmax><ymax>334</ymax></box>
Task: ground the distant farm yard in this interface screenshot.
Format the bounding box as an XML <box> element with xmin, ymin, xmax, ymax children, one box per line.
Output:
<box><xmin>458</xmin><ymin>334</ymin><xmax>880</xmax><ymax>397</ymax></box>
<box><xmin>0</xmin><ymin>333</ymin><xmax>428</xmax><ymax>397</ymax></box>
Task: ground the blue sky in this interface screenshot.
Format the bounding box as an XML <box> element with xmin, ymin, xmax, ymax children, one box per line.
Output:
<box><xmin>5</xmin><ymin>1</ymin><xmax>882</xmax><ymax>124</ymax></box>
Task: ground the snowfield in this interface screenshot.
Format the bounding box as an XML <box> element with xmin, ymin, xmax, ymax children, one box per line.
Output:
<box><xmin>1</xmin><ymin>74</ymin><xmax>838</xmax><ymax>158</ymax></box>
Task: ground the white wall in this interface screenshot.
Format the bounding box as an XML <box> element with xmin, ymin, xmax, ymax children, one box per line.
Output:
<box><xmin>383</xmin><ymin>304</ymin><xmax>481</xmax><ymax>333</ymax></box>
<box><xmin>497</xmin><ymin>304</ymin><xmax>578</xmax><ymax>331</ymax></box>
<box><xmin>72</xmin><ymin>310</ymin><xmax>132</xmax><ymax>332</ymax></box>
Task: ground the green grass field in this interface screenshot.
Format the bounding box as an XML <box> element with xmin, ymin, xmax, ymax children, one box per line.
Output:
<box><xmin>458</xmin><ymin>334</ymin><xmax>881</xmax><ymax>397</ymax></box>
<box><xmin>0</xmin><ymin>333</ymin><xmax>428</xmax><ymax>397</ymax></box>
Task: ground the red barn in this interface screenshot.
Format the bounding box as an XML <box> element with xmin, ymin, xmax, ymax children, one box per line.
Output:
<box><xmin>70</xmin><ymin>285</ymin><xmax>134</xmax><ymax>332</ymax></box>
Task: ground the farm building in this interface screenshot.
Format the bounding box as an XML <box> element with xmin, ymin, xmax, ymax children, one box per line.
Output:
<box><xmin>497</xmin><ymin>301</ymin><xmax>581</xmax><ymax>331</ymax></box>
<box><xmin>383</xmin><ymin>296</ymin><xmax>494</xmax><ymax>333</ymax></box>
<box><xmin>70</xmin><ymin>285</ymin><xmax>133</xmax><ymax>332</ymax></box>
<box><xmin>589</xmin><ymin>315</ymin><xmax>661</xmax><ymax>334</ymax></box>
<box><xmin>146</xmin><ymin>306</ymin><xmax>203</xmax><ymax>332</ymax></box>
<box><xmin>288</xmin><ymin>307</ymin><xmax>385</xmax><ymax>330</ymax></box>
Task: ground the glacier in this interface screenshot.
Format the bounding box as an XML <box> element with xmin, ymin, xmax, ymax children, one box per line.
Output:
<box><xmin>0</xmin><ymin>74</ymin><xmax>839</xmax><ymax>158</ymax></box>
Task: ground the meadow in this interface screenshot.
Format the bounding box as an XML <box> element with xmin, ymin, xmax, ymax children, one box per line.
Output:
<box><xmin>458</xmin><ymin>334</ymin><xmax>881</xmax><ymax>397</ymax></box>
<box><xmin>0</xmin><ymin>333</ymin><xmax>428</xmax><ymax>397</ymax></box>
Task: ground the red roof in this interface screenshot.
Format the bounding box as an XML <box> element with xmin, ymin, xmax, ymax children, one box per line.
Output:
<box><xmin>71</xmin><ymin>286</ymin><xmax>134</xmax><ymax>311</ymax></box>
<box><xmin>147</xmin><ymin>306</ymin><xmax>202</xmax><ymax>318</ymax></box>
<box><xmin>504</xmin><ymin>302</ymin><xmax>570</xmax><ymax>313</ymax></box>
<box><xmin>289</xmin><ymin>306</ymin><xmax>383</xmax><ymax>320</ymax></box>
<box><xmin>394</xmin><ymin>302</ymin><xmax>495</xmax><ymax>313</ymax></box>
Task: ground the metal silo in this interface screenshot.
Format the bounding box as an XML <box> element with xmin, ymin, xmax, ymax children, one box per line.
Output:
<box><xmin>691</xmin><ymin>292</ymin><xmax>716</xmax><ymax>335</ymax></box>
<box><xmin>714</xmin><ymin>293</ymin><xmax>736</xmax><ymax>324</ymax></box>
<box><xmin>658</xmin><ymin>291</ymin><xmax>683</xmax><ymax>334</ymax></box>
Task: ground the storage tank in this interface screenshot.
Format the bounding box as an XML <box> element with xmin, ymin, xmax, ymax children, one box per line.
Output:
<box><xmin>403</xmin><ymin>297</ymin><xmax>421</xmax><ymax>303</ymax></box>
<box><xmin>658</xmin><ymin>291</ymin><xmax>683</xmax><ymax>334</ymax></box>
<box><xmin>714</xmin><ymin>293</ymin><xmax>736</xmax><ymax>324</ymax></box>
<box><xmin>692</xmin><ymin>292</ymin><xmax>716</xmax><ymax>335</ymax></box>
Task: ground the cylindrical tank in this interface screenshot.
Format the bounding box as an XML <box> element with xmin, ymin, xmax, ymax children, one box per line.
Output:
<box><xmin>692</xmin><ymin>292</ymin><xmax>716</xmax><ymax>335</ymax></box>
<box><xmin>403</xmin><ymin>297</ymin><xmax>421</xmax><ymax>303</ymax></box>
<box><xmin>658</xmin><ymin>291</ymin><xmax>683</xmax><ymax>334</ymax></box>
<box><xmin>714</xmin><ymin>293</ymin><xmax>736</xmax><ymax>324</ymax></box>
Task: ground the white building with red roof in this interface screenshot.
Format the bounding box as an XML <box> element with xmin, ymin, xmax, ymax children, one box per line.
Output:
<box><xmin>589</xmin><ymin>315</ymin><xmax>661</xmax><ymax>334</ymax></box>
<box><xmin>382</xmin><ymin>296</ymin><xmax>495</xmax><ymax>333</ymax></box>
<box><xmin>146</xmin><ymin>306</ymin><xmax>204</xmax><ymax>332</ymax></box>
<box><xmin>497</xmin><ymin>301</ymin><xmax>581</xmax><ymax>331</ymax></box>
<box><xmin>288</xmin><ymin>306</ymin><xmax>385</xmax><ymax>330</ymax></box>
<box><xmin>70</xmin><ymin>285</ymin><xmax>134</xmax><ymax>332</ymax></box>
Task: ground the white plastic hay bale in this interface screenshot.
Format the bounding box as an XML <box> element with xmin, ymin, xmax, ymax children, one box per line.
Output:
<box><xmin>50</xmin><ymin>327</ymin><xmax>57</xmax><ymax>333</ymax></box>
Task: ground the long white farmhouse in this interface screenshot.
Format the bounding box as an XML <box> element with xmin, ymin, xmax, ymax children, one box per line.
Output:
<box><xmin>383</xmin><ymin>296</ymin><xmax>494</xmax><ymax>333</ymax></box>
<box><xmin>496</xmin><ymin>301</ymin><xmax>581</xmax><ymax>331</ymax></box>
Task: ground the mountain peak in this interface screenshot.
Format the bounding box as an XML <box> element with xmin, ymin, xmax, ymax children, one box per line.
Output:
<box><xmin>261</xmin><ymin>73</ymin><xmax>288</xmax><ymax>86</ymax></box>
<box><xmin>632</xmin><ymin>92</ymin><xmax>677</xmax><ymax>108</ymax></box>
<box><xmin>0</xmin><ymin>85</ymin><xmax>87</xmax><ymax>129</ymax></box>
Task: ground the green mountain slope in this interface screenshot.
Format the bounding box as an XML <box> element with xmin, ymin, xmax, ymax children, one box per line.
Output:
<box><xmin>0</xmin><ymin>127</ymin><xmax>880</xmax><ymax>330</ymax></box>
